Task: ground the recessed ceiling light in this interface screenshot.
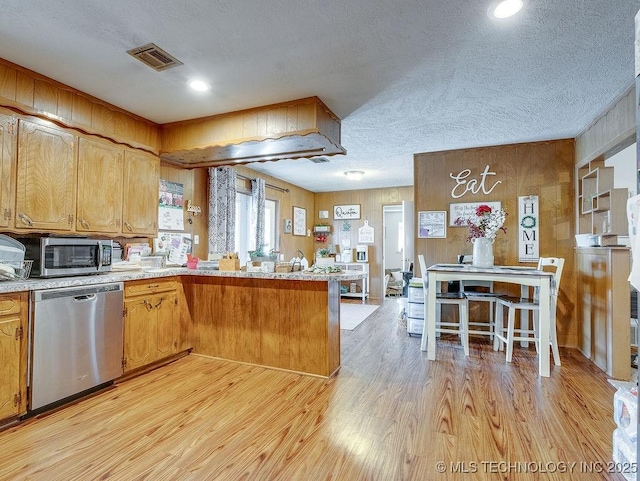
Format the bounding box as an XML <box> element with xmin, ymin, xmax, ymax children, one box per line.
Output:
<box><xmin>491</xmin><ymin>0</ymin><xmax>523</xmax><ymax>18</ymax></box>
<box><xmin>344</xmin><ymin>170</ymin><xmax>364</xmax><ymax>180</ymax></box>
<box><xmin>189</xmin><ymin>80</ymin><xmax>210</xmax><ymax>92</ymax></box>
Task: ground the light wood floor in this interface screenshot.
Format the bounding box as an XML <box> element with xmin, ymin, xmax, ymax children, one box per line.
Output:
<box><xmin>0</xmin><ymin>298</ymin><xmax>627</xmax><ymax>480</ymax></box>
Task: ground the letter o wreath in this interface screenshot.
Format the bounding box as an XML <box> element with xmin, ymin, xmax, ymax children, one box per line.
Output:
<box><xmin>520</xmin><ymin>215</ymin><xmax>536</xmax><ymax>229</ymax></box>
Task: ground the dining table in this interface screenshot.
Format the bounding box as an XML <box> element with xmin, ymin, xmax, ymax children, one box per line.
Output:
<box><xmin>420</xmin><ymin>263</ymin><xmax>556</xmax><ymax>377</ymax></box>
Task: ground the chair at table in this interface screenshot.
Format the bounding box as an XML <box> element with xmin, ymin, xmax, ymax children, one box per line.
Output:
<box><xmin>493</xmin><ymin>257</ymin><xmax>564</xmax><ymax>365</ymax></box>
<box><xmin>458</xmin><ymin>255</ymin><xmax>498</xmax><ymax>339</ymax></box>
<box><xmin>418</xmin><ymin>255</ymin><xmax>469</xmax><ymax>355</ymax></box>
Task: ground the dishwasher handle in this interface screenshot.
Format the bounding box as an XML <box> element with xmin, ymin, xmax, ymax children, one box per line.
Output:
<box><xmin>73</xmin><ymin>294</ymin><xmax>97</xmax><ymax>302</ymax></box>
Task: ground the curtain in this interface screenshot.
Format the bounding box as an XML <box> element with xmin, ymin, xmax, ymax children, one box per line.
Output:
<box><xmin>252</xmin><ymin>178</ymin><xmax>265</xmax><ymax>252</ymax></box>
<box><xmin>208</xmin><ymin>167</ymin><xmax>237</xmax><ymax>254</ymax></box>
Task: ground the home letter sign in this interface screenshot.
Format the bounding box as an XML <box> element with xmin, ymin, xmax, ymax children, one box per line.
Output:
<box><xmin>518</xmin><ymin>195</ymin><xmax>539</xmax><ymax>262</ymax></box>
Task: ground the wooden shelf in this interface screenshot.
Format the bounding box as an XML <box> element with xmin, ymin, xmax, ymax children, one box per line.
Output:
<box><xmin>577</xmin><ymin>159</ymin><xmax>628</xmax><ymax>236</ymax></box>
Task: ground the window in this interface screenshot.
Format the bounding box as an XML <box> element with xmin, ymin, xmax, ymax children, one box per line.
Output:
<box><xmin>235</xmin><ymin>192</ymin><xmax>278</xmax><ymax>265</ymax></box>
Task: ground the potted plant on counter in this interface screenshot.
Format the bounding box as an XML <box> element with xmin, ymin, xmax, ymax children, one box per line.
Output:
<box><xmin>248</xmin><ymin>244</ymin><xmax>277</xmax><ymax>264</ymax></box>
<box><xmin>315</xmin><ymin>247</ymin><xmax>335</xmax><ymax>267</ymax></box>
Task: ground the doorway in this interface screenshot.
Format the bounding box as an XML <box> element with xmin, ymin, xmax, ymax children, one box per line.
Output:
<box><xmin>383</xmin><ymin>201</ymin><xmax>414</xmax><ymax>297</ymax></box>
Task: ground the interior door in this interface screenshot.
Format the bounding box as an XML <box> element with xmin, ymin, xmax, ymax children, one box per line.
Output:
<box><xmin>402</xmin><ymin>200</ymin><xmax>415</xmax><ymax>272</ymax></box>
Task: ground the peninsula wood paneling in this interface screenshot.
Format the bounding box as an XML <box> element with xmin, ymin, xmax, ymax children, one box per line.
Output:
<box><xmin>414</xmin><ymin>139</ymin><xmax>577</xmax><ymax>347</ymax></box>
<box><xmin>315</xmin><ymin>187</ymin><xmax>414</xmax><ymax>299</ymax></box>
<box><xmin>183</xmin><ymin>276</ymin><xmax>339</xmax><ymax>377</ymax></box>
<box><xmin>0</xmin><ymin>57</ymin><xmax>160</xmax><ymax>153</ymax></box>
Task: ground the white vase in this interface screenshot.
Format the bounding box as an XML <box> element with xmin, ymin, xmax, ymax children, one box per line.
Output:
<box><xmin>472</xmin><ymin>237</ymin><xmax>494</xmax><ymax>267</ymax></box>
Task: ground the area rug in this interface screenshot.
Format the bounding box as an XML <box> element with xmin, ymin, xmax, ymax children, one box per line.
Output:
<box><xmin>340</xmin><ymin>303</ymin><xmax>380</xmax><ymax>330</ymax></box>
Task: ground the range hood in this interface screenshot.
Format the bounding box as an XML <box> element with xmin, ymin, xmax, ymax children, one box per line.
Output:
<box><xmin>159</xmin><ymin>96</ymin><xmax>345</xmax><ymax>168</ymax></box>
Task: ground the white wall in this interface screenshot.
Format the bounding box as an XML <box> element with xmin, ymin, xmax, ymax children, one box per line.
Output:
<box><xmin>606</xmin><ymin>142</ymin><xmax>637</xmax><ymax>197</ymax></box>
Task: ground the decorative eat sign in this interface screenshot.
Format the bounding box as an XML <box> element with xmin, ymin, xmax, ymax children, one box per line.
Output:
<box><xmin>449</xmin><ymin>165</ymin><xmax>502</xmax><ymax>199</ymax></box>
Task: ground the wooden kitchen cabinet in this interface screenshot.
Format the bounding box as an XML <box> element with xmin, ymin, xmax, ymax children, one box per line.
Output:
<box><xmin>122</xmin><ymin>150</ymin><xmax>159</xmax><ymax>236</ymax></box>
<box><xmin>0</xmin><ymin>292</ymin><xmax>28</xmax><ymax>422</ymax></box>
<box><xmin>123</xmin><ymin>279</ymin><xmax>178</xmax><ymax>372</ymax></box>
<box><xmin>76</xmin><ymin>137</ymin><xmax>124</xmax><ymax>233</ymax></box>
<box><xmin>0</xmin><ymin>111</ymin><xmax>16</xmax><ymax>228</ymax></box>
<box><xmin>15</xmin><ymin>119</ymin><xmax>77</xmax><ymax>231</ymax></box>
<box><xmin>577</xmin><ymin>247</ymin><xmax>631</xmax><ymax>380</ymax></box>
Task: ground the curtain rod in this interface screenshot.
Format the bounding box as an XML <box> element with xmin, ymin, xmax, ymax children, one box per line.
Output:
<box><xmin>237</xmin><ymin>174</ymin><xmax>289</xmax><ymax>193</ymax></box>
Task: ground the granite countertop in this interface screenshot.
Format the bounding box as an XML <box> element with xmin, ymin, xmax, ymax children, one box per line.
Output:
<box><xmin>0</xmin><ymin>268</ymin><xmax>368</xmax><ymax>293</ymax></box>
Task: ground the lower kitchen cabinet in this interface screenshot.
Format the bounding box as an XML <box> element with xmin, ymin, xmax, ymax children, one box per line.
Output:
<box><xmin>123</xmin><ymin>279</ymin><xmax>179</xmax><ymax>372</ymax></box>
<box><xmin>0</xmin><ymin>292</ymin><xmax>27</xmax><ymax>421</ymax></box>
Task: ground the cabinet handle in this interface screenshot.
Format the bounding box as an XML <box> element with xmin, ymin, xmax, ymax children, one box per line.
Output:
<box><xmin>17</xmin><ymin>213</ymin><xmax>33</xmax><ymax>226</ymax></box>
<box><xmin>79</xmin><ymin>218</ymin><xmax>90</xmax><ymax>230</ymax></box>
<box><xmin>143</xmin><ymin>300</ymin><xmax>154</xmax><ymax>310</ymax></box>
<box><xmin>148</xmin><ymin>284</ymin><xmax>160</xmax><ymax>289</ymax></box>
<box><xmin>124</xmin><ymin>221</ymin><xmax>133</xmax><ymax>232</ymax></box>
<box><xmin>154</xmin><ymin>297</ymin><xmax>164</xmax><ymax>309</ymax></box>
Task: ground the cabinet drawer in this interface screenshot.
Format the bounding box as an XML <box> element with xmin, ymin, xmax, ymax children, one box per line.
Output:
<box><xmin>0</xmin><ymin>294</ymin><xmax>22</xmax><ymax>316</ymax></box>
<box><xmin>408</xmin><ymin>286</ymin><xmax>424</xmax><ymax>303</ymax></box>
<box><xmin>125</xmin><ymin>279</ymin><xmax>177</xmax><ymax>298</ymax></box>
<box><xmin>406</xmin><ymin>302</ymin><xmax>425</xmax><ymax>319</ymax></box>
<box><xmin>407</xmin><ymin>317</ymin><xmax>424</xmax><ymax>335</ymax></box>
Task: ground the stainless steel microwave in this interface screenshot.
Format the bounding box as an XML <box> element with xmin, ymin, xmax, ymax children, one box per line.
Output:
<box><xmin>21</xmin><ymin>237</ymin><xmax>113</xmax><ymax>278</ymax></box>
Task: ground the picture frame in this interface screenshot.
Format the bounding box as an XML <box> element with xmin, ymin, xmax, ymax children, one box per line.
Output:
<box><xmin>333</xmin><ymin>204</ymin><xmax>360</xmax><ymax>220</ymax></box>
<box><xmin>449</xmin><ymin>201</ymin><xmax>501</xmax><ymax>226</ymax></box>
<box><xmin>293</xmin><ymin>206</ymin><xmax>306</xmax><ymax>236</ymax></box>
<box><xmin>418</xmin><ymin>211</ymin><xmax>447</xmax><ymax>238</ymax></box>
<box><xmin>283</xmin><ymin>218</ymin><xmax>292</xmax><ymax>234</ymax></box>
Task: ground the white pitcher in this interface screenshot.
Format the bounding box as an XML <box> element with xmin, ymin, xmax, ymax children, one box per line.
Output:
<box><xmin>472</xmin><ymin>237</ymin><xmax>494</xmax><ymax>267</ymax></box>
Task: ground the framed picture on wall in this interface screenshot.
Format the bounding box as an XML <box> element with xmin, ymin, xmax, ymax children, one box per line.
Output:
<box><xmin>293</xmin><ymin>206</ymin><xmax>306</xmax><ymax>236</ymax></box>
<box><xmin>283</xmin><ymin>218</ymin><xmax>292</xmax><ymax>234</ymax></box>
<box><xmin>418</xmin><ymin>211</ymin><xmax>447</xmax><ymax>238</ymax></box>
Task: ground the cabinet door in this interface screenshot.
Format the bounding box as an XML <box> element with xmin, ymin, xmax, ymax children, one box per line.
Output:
<box><xmin>0</xmin><ymin>113</ymin><xmax>16</xmax><ymax>228</ymax></box>
<box><xmin>15</xmin><ymin>119</ymin><xmax>76</xmax><ymax>231</ymax></box>
<box><xmin>124</xmin><ymin>298</ymin><xmax>155</xmax><ymax>372</ymax></box>
<box><xmin>76</xmin><ymin>137</ymin><xmax>123</xmax><ymax>233</ymax></box>
<box><xmin>122</xmin><ymin>150</ymin><xmax>158</xmax><ymax>236</ymax></box>
<box><xmin>155</xmin><ymin>293</ymin><xmax>177</xmax><ymax>360</ymax></box>
<box><xmin>0</xmin><ymin>291</ymin><xmax>26</xmax><ymax>420</ymax></box>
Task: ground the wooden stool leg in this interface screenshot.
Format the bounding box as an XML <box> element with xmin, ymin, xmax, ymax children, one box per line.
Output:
<box><xmin>494</xmin><ymin>302</ymin><xmax>504</xmax><ymax>351</ymax></box>
<box><xmin>506</xmin><ymin>306</ymin><xmax>516</xmax><ymax>363</ymax></box>
<box><xmin>460</xmin><ymin>303</ymin><xmax>469</xmax><ymax>356</ymax></box>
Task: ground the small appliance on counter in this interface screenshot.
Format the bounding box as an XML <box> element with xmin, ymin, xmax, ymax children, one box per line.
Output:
<box><xmin>20</xmin><ymin>236</ymin><xmax>113</xmax><ymax>278</ymax></box>
<box><xmin>356</xmin><ymin>245</ymin><xmax>369</xmax><ymax>262</ymax></box>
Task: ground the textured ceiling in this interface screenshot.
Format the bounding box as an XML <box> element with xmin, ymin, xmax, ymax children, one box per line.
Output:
<box><xmin>0</xmin><ymin>1</ymin><xmax>637</xmax><ymax>192</ymax></box>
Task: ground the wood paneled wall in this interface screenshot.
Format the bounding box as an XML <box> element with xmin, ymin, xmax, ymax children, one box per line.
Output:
<box><xmin>158</xmin><ymin>165</ymin><xmax>209</xmax><ymax>260</ymax></box>
<box><xmin>0</xmin><ymin>58</ymin><xmax>160</xmax><ymax>153</ymax></box>
<box><xmin>575</xmin><ymin>84</ymin><xmax>636</xmax><ymax>166</ymax></box>
<box><xmin>414</xmin><ymin>139</ymin><xmax>577</xmax><ymax>347</ymax></box>
<box><xmin>314</xmin><ymin>187</ymin><xmax>414</xmax><ymax>299</ymax></box>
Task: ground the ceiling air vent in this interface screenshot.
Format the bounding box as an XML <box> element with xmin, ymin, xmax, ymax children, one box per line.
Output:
<box><xmin>127</xmin><ymin>43</ymin><xmax>183</xmax><ymax>71</ymax></box>
<box><xmin>310</xmin><ymin>157</ymin><xmax>331</xmax><ymax>164</ymax></box>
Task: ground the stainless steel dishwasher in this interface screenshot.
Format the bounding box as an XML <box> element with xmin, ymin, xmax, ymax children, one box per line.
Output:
<box><xmin>31</xmin><ymin>282</ymin><xmax>124</xmax><ymax>410</ymax></box>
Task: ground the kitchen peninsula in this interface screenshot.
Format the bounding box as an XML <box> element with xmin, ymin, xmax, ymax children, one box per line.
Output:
<box><xmin>0</xmin><ymin>269</ymin><xmax>366</xmax><ymax>380</ymax></box>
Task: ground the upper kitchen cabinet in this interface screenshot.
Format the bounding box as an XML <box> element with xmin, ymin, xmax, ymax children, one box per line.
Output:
<box><xmin>77</xmin><ymin>137</ymin><xmax>124</xmax><ymax>233</ymax></box>
<box><xmin>0</xmin><ymin>111</ymin><xmax>16</xmax><ymax>228</ymax></box>
<box><xmin>15</xmin><ymin>119</ymin><xmax>76</xmax><ymax>231</ymax></box>
<box><xmin>122</xmin><ymin>150</ymin><xmax>159</xmax><ymax>236</ymax></box>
